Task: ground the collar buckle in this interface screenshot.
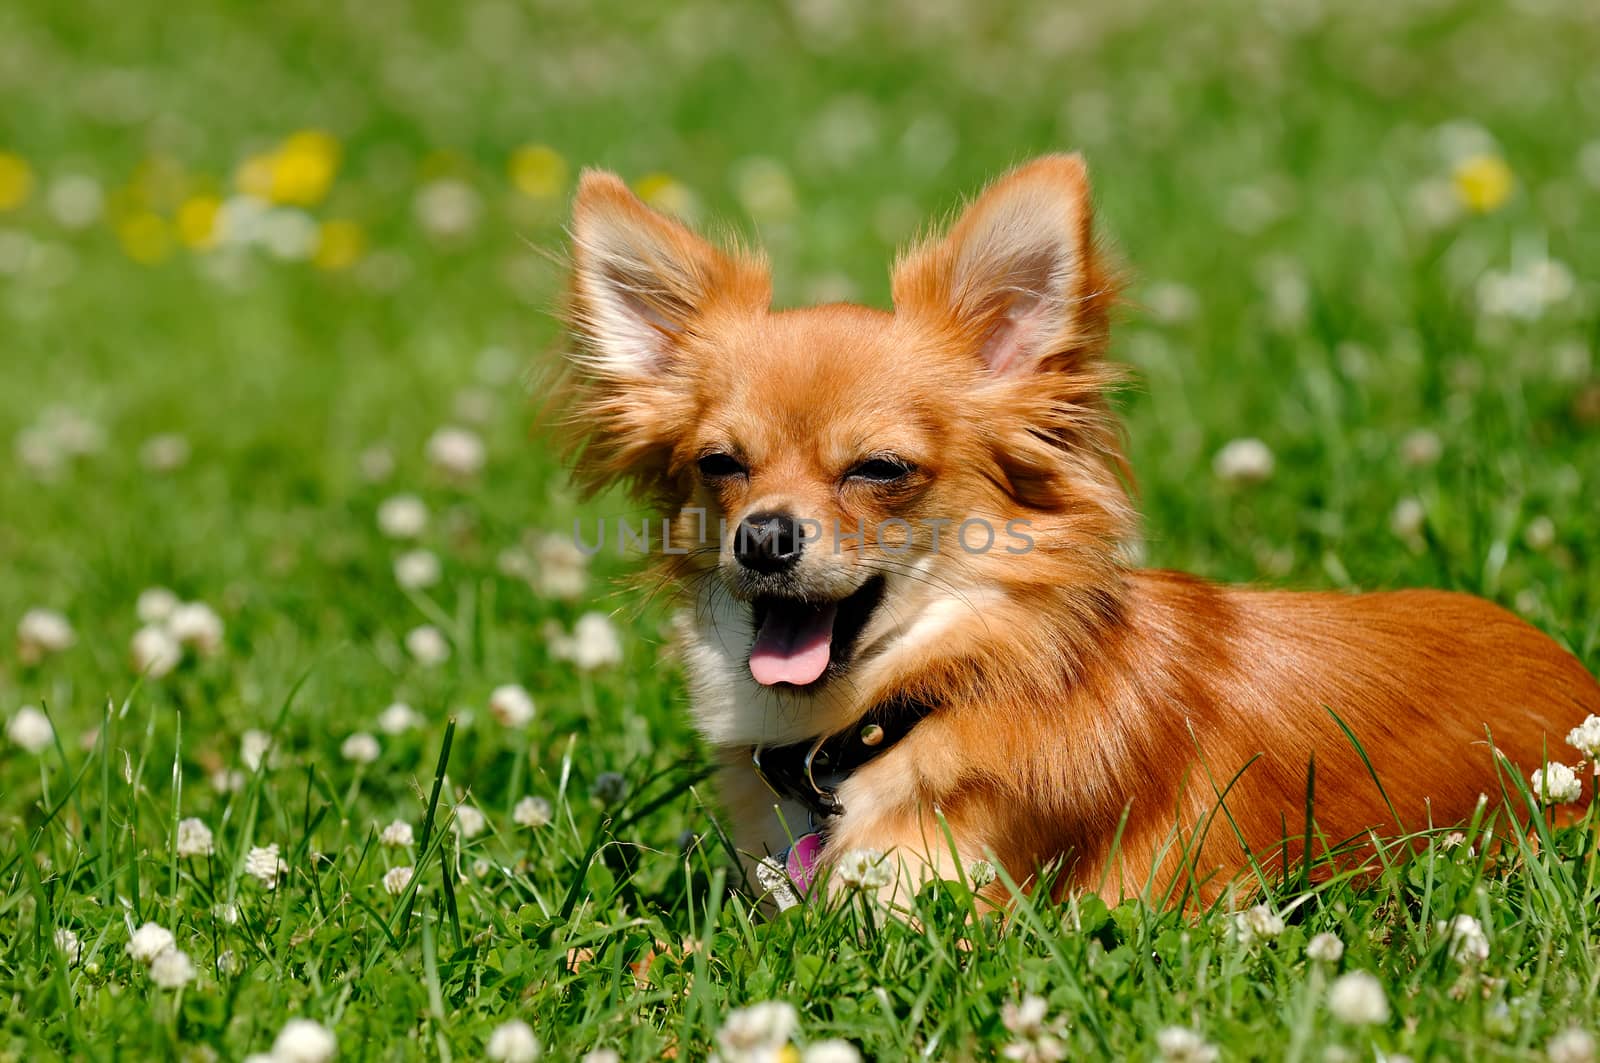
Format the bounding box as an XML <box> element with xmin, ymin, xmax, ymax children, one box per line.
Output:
<box><xmin>750</xmin><ymin>697</ymin><xmax>934</xmax><ymax>823</ymax></box>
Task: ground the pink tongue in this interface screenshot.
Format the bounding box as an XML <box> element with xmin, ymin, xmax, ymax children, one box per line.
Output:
<box><xmin>749</xmin><ymin>602</ymin><xmax>838</xmax><ymax>686</ymax></box>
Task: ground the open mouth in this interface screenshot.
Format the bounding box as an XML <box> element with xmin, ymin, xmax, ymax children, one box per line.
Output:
<box><xmin>747</xmin><ymin>575</ymin><xmax>886</xmax><ymax>689</ymax></box>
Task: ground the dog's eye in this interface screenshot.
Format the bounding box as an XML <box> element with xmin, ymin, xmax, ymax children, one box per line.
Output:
<box><xmin>696</xmin><ymin>452</ymin><xmax>747</xmax><ymax>479</ymax></box>
<box><xmin>847</xmin><ymin>458</ymin><xmax>914</xmax><ymax>483</ymax></box>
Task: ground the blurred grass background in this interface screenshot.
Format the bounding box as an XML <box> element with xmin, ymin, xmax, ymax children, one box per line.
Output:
<box><xmin>3</xmin><ymin>0</ymin><xmax>1599</xmax><ymax>1058</ymax></box>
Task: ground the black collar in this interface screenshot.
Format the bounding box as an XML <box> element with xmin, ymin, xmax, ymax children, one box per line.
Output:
<box><xmin>750</xmin><ymin>697</ymin><xmax>935</xmax><ymax>824</ymax></box>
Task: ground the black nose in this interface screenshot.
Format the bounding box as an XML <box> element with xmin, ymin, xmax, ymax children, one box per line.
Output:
<box><xmin>735</xmin><ymin>511</ymin><xmax>803</xmax><ymax>573</ymax></box>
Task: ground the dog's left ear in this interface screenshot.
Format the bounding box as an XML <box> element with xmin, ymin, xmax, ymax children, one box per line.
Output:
<box><xmin>892</xmin><ymin>154</ymin><xmax>1109</xmax><ymax>375</ymax></box>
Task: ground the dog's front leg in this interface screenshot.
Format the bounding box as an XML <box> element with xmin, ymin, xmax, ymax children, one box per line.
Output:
<box><xmin>712</xmin><ymin>751</ymin><xmax>815</xmax><ymax>891</ymax></box>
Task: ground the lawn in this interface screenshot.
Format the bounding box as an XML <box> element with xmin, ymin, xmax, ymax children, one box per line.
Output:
<box><xmin>3</xmin><ymin>0</ymin><xmax>1600</xmax><ymax>1059</ymax></box>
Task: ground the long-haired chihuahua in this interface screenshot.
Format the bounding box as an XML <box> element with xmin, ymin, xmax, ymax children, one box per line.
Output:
<box><xmin>558</xmin><ymin>154</ymin><xmax>1600</xmax><ymax>906</ymax></box>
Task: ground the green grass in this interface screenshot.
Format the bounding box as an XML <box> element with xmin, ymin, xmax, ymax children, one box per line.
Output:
<box><xmin>3</xmin><ymin>0</ymin><xmax>1600</xmax><ymax>1058</ymax></box>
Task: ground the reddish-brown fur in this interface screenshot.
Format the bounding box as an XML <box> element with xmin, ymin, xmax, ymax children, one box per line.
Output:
<box><xmin>559</xmin><ymin>156</ymin><xmax>1600</xmax><ymax>905</ymax></box>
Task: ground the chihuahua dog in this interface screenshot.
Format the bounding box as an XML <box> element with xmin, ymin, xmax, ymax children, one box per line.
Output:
<box><xmin>559</xmin><ymin>155</ymin><xmax>1600</xmax><ymax>905</ymax></box>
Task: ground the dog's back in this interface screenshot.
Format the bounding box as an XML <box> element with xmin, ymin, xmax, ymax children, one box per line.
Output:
<box><xmin>1093</xmin><ymin>571</ymin><xmax>1599</xmax><ymax>900</ymax></box>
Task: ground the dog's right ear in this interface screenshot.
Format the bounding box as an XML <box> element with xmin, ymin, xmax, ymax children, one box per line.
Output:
<box><xmin>562</xmin><ymin>172</ymin><xmax>768</xmax><ymax>497</ymax></box>
<box><xmin>569</xmin><ymin>171</ymin><xmax>768</xmax><ymax>380</ymax></box>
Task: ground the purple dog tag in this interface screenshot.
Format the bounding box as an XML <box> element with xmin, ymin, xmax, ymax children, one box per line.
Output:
<box><xmin>784</xmin><ymin>832</ymin><xmax>824</xmax><ymax>896</ymax></box>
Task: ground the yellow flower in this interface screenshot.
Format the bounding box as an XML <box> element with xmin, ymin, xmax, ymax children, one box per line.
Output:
<box><xmin>117</xmin><ymin>213</ymin><xmax>174</xmax><ymax>264</ymax></box>
<box><xmin>509</xmin><ymin>144</ymin><xmax>568</xmax><ymax>199</ymax></box>
<box><xmin>176</xmin><ymin>195</ymin><xmax>221</xmax><ymax>249</ymax></box>
<box><xmin>269</xmin><ymin>130</ymin><xmax>340</xmax><ymax>206</ymax></box>
<box><xmin>313</xmin><ymin>219</ymin><xmax>365</xmax><ymax>270</ymax></box>
<box><xmin>0</xmin><ymin>152</ymin><xmax>35</xmax><ymax>211</ymax></box>
<box><xmin>236</xmin><ymin>131</ymin><xmax>341</xmax><ymax>206</ymax></box>
<box><xmin>633</xmin><ymin>172</ymin><xmax>696</xmax><ymax>218</ymax></box>
<box><xmin>1453</xmin><ymin>154</ymin><xmax>1514</xmax><ymax>213</ymax></box>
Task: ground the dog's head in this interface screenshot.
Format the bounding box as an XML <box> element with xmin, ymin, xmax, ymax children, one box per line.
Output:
<box><xmin>562</xmin><ymin>155</ymin><xmax>1132</xmax><ymax>743</ymax></box>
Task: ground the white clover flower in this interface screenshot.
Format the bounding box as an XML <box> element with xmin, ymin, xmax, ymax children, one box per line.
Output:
<box><xmin>149</xmin><ymin>947</ymin><xmax>196</xmax><ymax>989</ymax></box>
<box><xmin>497</xmin><ymin>547</ymin><xmax>534</xmax><ymax>580</ymax></box>
<box><xmin>136</xmin><ymin>586</ymin><xmax>181</xmax><ymax>624</ymax></box>
<box><xmin>47</xmin><ymin>174</ymin><xmax>104</xmax><ymax>229</ymax></box>
<box><xmin>1434</xmin><ymin>120</ymin><xmax>1497</xmax><ymax>164</ymax></box>
<box><xmin>1408</xmin><ymin>177</ymin><xmax>1461</xmax><ymax>230</ymax></box>
<box><xmin>1399</xmin><ymin>428</ymin><xmax>1443</xmax><ymax>468</ymax></box>
<box><xmin>1532</xmin><ymin>762</ymin><xmax>1582</xmax><ymax>805</ymax></box>
<box><xmin>1567</xmin><ymin>715</ymin><xmax>1600</xmax><ymax>758</ymax></box>
<box><xmin>406</xmin><ymin>624</ymin><xmax>450</xmax><ymax>666</ymax></box>
<box><xmin>1212</xmin><ymin>438</ymin><xmax>1274</xmax><ymax>485</ymax></box>
<box><xmin>272</xmin><ymin>1018</ymin><xmax>337</xmax><ymax>1063</ymax></box>
<box><xmin>1441</xmin><ymin>831</ymin><xmax>1468</xmax><ymax>851</ymax></box>
<box><xmin>245</xmin><ymin>843</ymin><xmax>287</xmax><ymax>888</ymax></box>
<box><xmin>17</xmin><ymin>607</ymin><xmax>75</xmax><ymax>663</ymax></box>
<box><xmin>126</xmin><ymin>922</ymin><xmax>176</xmax><ymax>964</ymax></box>
<box><xmin>453</xmin><ymin>803</ymin><xmax>486</xmax><ymax>838</ymax></box>
<box><xmin>1001</xmin><ymin>995</ymin><xmax>1053</xmax><ymax>1040</ymax></box>
<box><xmin>1154</xmin><ymin>1027</ymin><xmax>1219</xmax><ymax>1063</ymax></box>
<box><xmin>131</xmin><ymin>624</ymin><xmax>183</xmax><ymax>678</ymax></box>
<box><xmin>380</xmin><ymin>820</ymin><xmax>415</xmax><ymax>847</ymax></box>
<box><xmin>54</xmin><ymin>927</ymin><xmax>81</xmax><ymax>964</ymax></box>
<box><xmin>489</xmin><ymin>684</ymin><xmax>536</xmax><ymax>728</ymax></box>
<box><xmin>176</xmin><ymin>817</ymin><xmax>215</xmax><ymax>858</ymax></box>
<box><xmin>485</xmin><ymin>1018</ymin><xmax>541</xmax><ymax>1063</ymax></box>
<box><xmin>260</xmin><ymin>208</ymin><xmax>319</xmax><ymax>261</ymax></box>
<box><xmin>214</xmin><ymin>902</ymin><xmax>240</xmax><ymax>925</ymax></box>
<box><xmin>140</xmin><ymin>433</ymin><xmax>191</xmax><ymax>472</ymax></box>
<box><xmin>1144</xmin><ymin>281</ymin><xmax>1200</xmax><ymax>324</ymax></box>
<box><xmin>715</xmin><ymin>1001</ymin><xmax>798</xmax><ymax>1060</ymax></box>
<box><xmin>1548</xmin><ymin>1028</ymin><xmax>1596</xmax><ymax>1063</ymax></box>
<box><xmin>377</xmin><ymin>701</ymin><xmax>423</xmax><ymax>734</ymax></box>
<box><xmin>240</xmin><ymin>729</ymin><xmax>273</xmax><ymax>771</ymax></box>
<box><xmin>394</xmin><ymin>548</ymin><xmax>441</xmax><ymax>590</ymax></box>
<box><xmin>1525</xmin><ymin>516</ymin><xmax>1557</xmax><ymax>552</ymax></box>
<box><xmin>340</xmin><ymin>732</ymin><xmax>380</xmax><ymax>765</ymax></box>
<box><xmin>534</xmin><ymin>533</ymin><xmax>589</xmax><ymax>599</ymax></box>
<box><xmin>168</xmin><ymin>601</ymin><xmax>224</xmax><ymax>656</ymax></box>
<box><xmin>453</xmin><ymin>387</ymin><xmax>494</xmax><ymax>424</ymax></box>
<box><xmin>1439</xmin><ymin>914</ymin><xmax>1491</xmax><ymax>965</ymax></box>
<box><xmin>1306</xmin><ymin>932</ymin><xmax>1345</xmax><ymax>963</ymax></box>
<box><xmin>803</xmin><ymin>1042</ymin><xmax>863</xmax><ymax>1063</ymax></box>
<box><xmin>414</xmin><ymin>179</ymin><xmax>482</xmax><ymax>240</ymax></box>
<box><xmin>377</xmin><ymin>494</ymin><xmax>428</xmax><ymax>539</ymax></box>
<box><xmin>834</xmin><ymin>849</ymin><xmax>892</xmax><ymax>891</ymax></box>
<box><xmin>425</xmin><ymin>426</ymin><xmax>486</xmax><ymax>478</ymax></box>
<box><xmin>382</xmin><ymin>865</ymin><xmax>414</xmax><ymax>896</ymax></box>
<box><xmin>41</xmin><ymin>406</ymin><xmax>103</xmax><ymax>455</ymax></box>
<box><xmin>513</xmin><ymin>796</ymin><xmax>552</xmax><ymax>829</ymax></box>
<box><xmin>967</xmin><ymin>859</ymin><xmax>998</xmax><ymax>889</ymax></box>
<box><xmin>1478</xmin><ymin>260</ymin><xmax>1575</xmax><ymax>320</ymax></box>
<box><xmin>1232</xmin><ymin>903</ymin><xmax>1286</xmax><ymax>948</ymax></box>
<box><xmin>211</xmin><ymin>769</ymin><xmax>245</xmax><ymax>793</ymax></box>
<box><xmin>359</xmin><ymin>444</ymin><xmax>395</xmax><ymax>483</ymax></box>
<box><xmin>15</xmin><ymin>425</ymin><xmax>63</xmax><ymax>478</ymax></box>
<box><xmin>1390</xmin><ymin>497</ymin><xmax>1426</xmax><ymax>539</ymax></box>
<box><xmin>1327</xmin><ymin>970</ymin><xmax>1389</xmax><ymax>1025</ymax></box>
<box><xmin>7</xmin><ymin>705</ymin><xmax>54</xmax><ymax>754</ymax></box>
<box><xmin>555</xmin><ymin>612</ymin><xmax>622</xmax><ymax>670</ymax></box>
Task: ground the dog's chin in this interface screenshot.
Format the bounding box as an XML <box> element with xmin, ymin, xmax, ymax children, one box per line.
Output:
<box><xmin>745</xmin><ymin>575</ymin><xmax>887</xmax><ymax>695</ymax></box>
